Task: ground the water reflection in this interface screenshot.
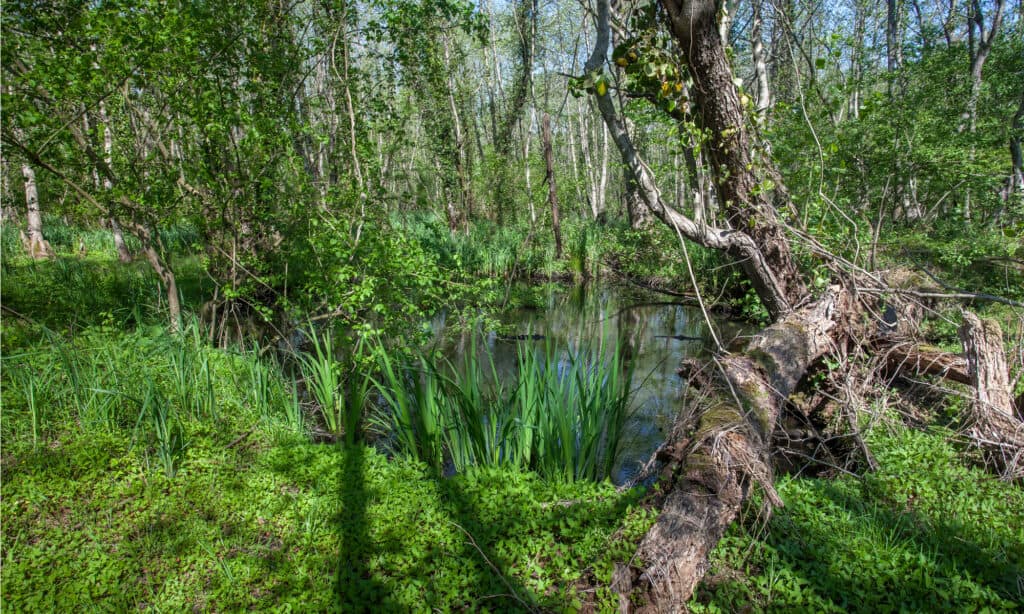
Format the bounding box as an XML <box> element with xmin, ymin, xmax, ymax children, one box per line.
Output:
<box><xmin>431</xmin><ymin>284</ymin><xmax>745</xmax><ymax>484</ymax></box>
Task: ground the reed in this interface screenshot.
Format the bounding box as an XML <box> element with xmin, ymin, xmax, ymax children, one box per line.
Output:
<box><xmin>371</xmin><ymin>333</ymin><xmax>634</xmax><ymax>482</ymax></box>
<box><xmin>370</xmin><ymin>346</ymin><xmax>448</xmax><ymax>471</ymax></box>
<box><xmin>296</xmin><ymin>330</ymin><xmax>371</xmax><ymax>443</ymax></box>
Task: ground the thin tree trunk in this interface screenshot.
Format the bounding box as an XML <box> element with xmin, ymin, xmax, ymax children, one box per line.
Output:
<box><xmin>622</xmin><ymin>118</ymin><xmax>652</xmax><ymax>228</ymax></box>
<box><xmin>441</xmin><ymin>35</ymin><xmax>473</xmax><ymax>230</ymax></box>
<box><xmin>962</xmin><ymin>0</ymin><xmax>1006</xmax><ymax>220</ymax></box>
<box><xmin>542</xmin><ymin>113</ymin><xmax>562</xmax><ymax>259</ymax></box>
<box><xmin>524</xmin><ymin>107</ymin><xmax>537</xmax><ymax>224</ymax></box>
<box><xmin>1007</xmin><ymin>90</ymin><xmax>1024</xmax><ymax>200</ymax></box>
<box><xmin>337</xmin><ymin>1</ymin><xmax>364</xmax><ymax>191</ymax></box>
<box><xmin>98</xmin><ymin>100</ymin><xmax>133</xmax><ymax>263</ymax></box>
<box><xmin>111</xmin><ymin>218</ymin><xmax>132</xmax><ymax>263</ymax></box>
<box><xmin>751</xmin><ymin>0</ymin><xmax>771</xmax><ymax>122</ymax></box>
<box><xmin>598</xmin><ymin>120</ymin><xmax>609</xmax><ymax>217</ymax></box>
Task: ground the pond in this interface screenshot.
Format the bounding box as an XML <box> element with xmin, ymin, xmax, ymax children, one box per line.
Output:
<box><xmin>430</xmin><ymin>283</ymin><xmax>747</xmax><ymax>485</ymax></box>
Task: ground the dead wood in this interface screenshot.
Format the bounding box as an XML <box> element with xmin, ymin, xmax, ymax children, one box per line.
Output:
<box><xmin>960</xmin><ymin>312</ymin><xmax>1024</xmax><ymax>479</ymax></box>
<box><xmin>882</xmin><ymin>341</ymin><xmax>971</xmax><ymax>384</ymax></box>
<box><xmin>620</xmin><ymin>287</ymin><xmax>847</xmax><ymax>610</ymax></box>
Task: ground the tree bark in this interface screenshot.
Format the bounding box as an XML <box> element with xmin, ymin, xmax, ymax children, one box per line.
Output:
<box><xmin>960</xmin><ymin>312</ymin><xmax>1015</xmax><ymax>419</ymax></box>
<box><xmin>111</xmin><ymin>218</ymin><xmax>132</xmax><ymax>263</ymax></box>
<box><xmin>541</xmin><ymin>113</ymin><xmax>562</xmax><ymax>259</ymax></box>
<box><xmin>883</xmin><ymin>342</ymin><xmax>971</xmax><ymax>385</ymax></box>
<box><xmin>97</xmin><ymin>100</ymin><xmax>133</xmax><ymax>263</ymax></box>
<box><xmin>959</xmin><ymin>312</ymin><xmax>1024</xmax><ymax>479</ymax></box>
<box><xmin>751</xmin><ymin>0</ymin><xmax>771</xmax><ymax>123</ymax></box>
<box><xmin>621</xmin><ymin>287</ymin><xmax>848</xmax><ymax>608</ymax></box>
<box><xmin>22</xmin><ymin>162</ymin><xmax>53</xmax><ymax>259</ymax></box>
<box><xmin>660</xmin><ymin>0</ymin><xmax>808</xmax><ymax>317</ymax></box>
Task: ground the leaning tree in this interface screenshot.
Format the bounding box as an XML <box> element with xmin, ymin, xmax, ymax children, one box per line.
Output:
<box><xmin>581</xmin><ymin>0</ymin><xmax>1024</xmax><ymax>608</ymax></box>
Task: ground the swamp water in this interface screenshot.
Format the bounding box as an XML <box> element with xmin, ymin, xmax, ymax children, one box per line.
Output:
<box><xmin>429</xmin><ymin>284</ymin><xmax>746</xmax><ymax>485</ymax></box>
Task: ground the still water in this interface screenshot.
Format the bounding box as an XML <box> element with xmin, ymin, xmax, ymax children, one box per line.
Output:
<box><xmin>430</xmin><ymin>283</ymin><xmax>746</xmax><ymax>485</ymax></box>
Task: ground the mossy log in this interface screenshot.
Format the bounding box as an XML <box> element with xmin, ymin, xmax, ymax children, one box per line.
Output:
<box><xmin>617</xmin><ymin>287</ymin><xmax>848</xmax><ymax>610</ymax></box>
<box><xmin>882</xmin><ymin>342</ymin><xmax>971</xmax><ymax>384</ymax></box>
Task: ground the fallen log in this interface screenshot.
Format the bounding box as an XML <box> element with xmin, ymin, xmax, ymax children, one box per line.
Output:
<box><xmin>882</xmin><ymin>341</ymin><xmax>971</xmax><ymax>384</ymax></box>
<box><xmin>618</xmin><ymin>287</ymin><xmax>848</xmax><ymax>610</ymax></box>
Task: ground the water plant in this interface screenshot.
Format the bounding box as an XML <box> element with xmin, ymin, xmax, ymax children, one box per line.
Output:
<box><xmin>296</xmin><ymin>330</ymin><xmax>371</xmax><ymax>443</ymax></box>
<box><xmin>371</xmin><ymin>334</ymin><xmax>634</xmax><ymax>482</ymax></box>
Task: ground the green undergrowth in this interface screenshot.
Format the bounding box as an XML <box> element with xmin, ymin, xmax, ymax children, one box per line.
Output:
<box><xmin>1</xmin><ymin>252</ymin><xmax>211</xmax><ymax>335</ymax></box>
<box><xmin>0</xmin><ymin>432</ymin><xmax>653</xmax><ymax>611</ymax></box>
<box><xmin>691</xmin><ymin>427</ymin><xmax>1024</xmax><ymax>612</ymax></box>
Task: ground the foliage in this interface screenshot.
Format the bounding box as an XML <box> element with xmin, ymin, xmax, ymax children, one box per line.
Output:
<box><xmin>0</xmin><ymin>433</ymin><xmax>651</xmax><ymax>611</ymax></box>
<box><xmin>690</xmin><ymin>428</ymin><xmax>1024</xmax><ymax>612</ymax></box>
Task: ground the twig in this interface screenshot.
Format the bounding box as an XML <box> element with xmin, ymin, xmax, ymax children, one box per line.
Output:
<box><xmin>447</xmin><ymin>521</ymin><xmax>538</xmax><ymax>612</ymax></box>
<box><xmin>226</xmin><ymin>427</ymin><xmax>257</xmax><ymax>450</ymax></box>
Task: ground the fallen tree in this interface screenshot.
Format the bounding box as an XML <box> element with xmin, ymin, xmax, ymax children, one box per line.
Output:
<box><xmin>581</xmin><ymin>0</ymin><xmax>1023</xmax><ymax>609</ymax></box>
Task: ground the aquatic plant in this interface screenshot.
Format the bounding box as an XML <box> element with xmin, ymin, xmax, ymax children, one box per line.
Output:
<box><xmin>371</xmin><ymin>334</ymin><xmax>634</xmax><ymax>482</ymax></box>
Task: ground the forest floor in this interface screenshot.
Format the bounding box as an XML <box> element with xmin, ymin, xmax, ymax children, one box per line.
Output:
<box><xmin>2</xmin><ymin>227</ymin><xmax>1022</xmax><ymax>612</ymax></box>
<box><xmin>3</xmin><ymin>415</ymin><xmax>1021</xmax><ymax>611</ymax></box>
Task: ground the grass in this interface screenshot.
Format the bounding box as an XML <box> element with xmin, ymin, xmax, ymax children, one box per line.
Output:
<box><xmin>370</xmin><ymin>333</ymin><xmax>634</xmax><ymax>482</ymax></box>
<box><xmin>0</xmin><ymin>321</ymin><xmax>303</xmax><ymax>462</ymax></box>
<box><xmin>296</xmin><ymin>330</ymin><xmax>373</xmax><ymax>443</ymax></box>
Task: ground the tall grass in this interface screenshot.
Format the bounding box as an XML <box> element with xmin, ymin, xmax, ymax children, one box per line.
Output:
<box><xmin>167</xmin><ymin>320</ymin><xmax>218</xmax><ymax>421</ymax></box>
<box><xmin>371</xmin><ymin>334</ymin><xmax>634</xmax><ymax>482</ymax></box>
<box><xmin>1</xmin><ymin>318</ymin><xmax>307</xmax><ymax>476</ymax></box>
<box><xmin>296</xmin><ymin>331</ymin><xmax>371</xmax><ymax>444</ymax></box>
<box><xmin>371</xmin><ymin>349</ymin><xmax>448</xmax><ymax>470</ymax></box>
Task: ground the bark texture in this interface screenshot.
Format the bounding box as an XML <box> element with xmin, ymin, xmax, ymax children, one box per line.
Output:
<box><xmin>661</xmin><ymin>0</ymin><xmax>808</xmax><ymax>318</ymax></box>
<box><xmin>620</xmin><ymin>288</ymin><xmax>847</xmax><ymax>609</ymax></box>
<box><xmin>960</xmin><ymin>312</ymin><xmax>1015</xmax><ymax>419</ymax></box>
<box><xmin>22</xmin><ymin>163</ymin><xmax>53</xmax><ymax>259</ymax></box>
<box><xmin>959</xmin><ymin>312</ymin><xmax>1024</xmax><ymax>479</ymax></box>
<box><xmin>883</xmin><ymin>342</ymin><xmax>970</xmax><ymax>385</ymax></box>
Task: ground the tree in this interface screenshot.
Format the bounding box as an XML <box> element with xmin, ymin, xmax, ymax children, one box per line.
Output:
<box><xmin>583</xmin><ymin>0</ymin><xmax>1023</xmax><ymax>606</ymax></box>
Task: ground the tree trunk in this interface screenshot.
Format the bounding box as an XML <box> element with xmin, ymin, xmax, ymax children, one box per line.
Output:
<box><xmin>962</xmin><ymin>0</ymin><xmax>1005</xmax><ymax>220</ymax></box>
<box><xmin>751</xmin><ymin>0</ymin><xmax>770</xmax><ymax>123</ymax></box>
<box><xmin>1005</xmin><ymin>89</ymin><xmax>1024</xmax><ymax>201</ymax></box>
<box><xmin>97</xmin><ymin>100</ymin><xmax>133</xmax><ymax>263</ymax></box>
<box><xmin>128</xmin><ymin>219</ymin><xmax>181</xmax><ymax>332</ymax></box>
<box><xmin>960</xmin><ymin>312</ymin><xmax>1015</xmax><ymax>419</ymax></box>
<box><xmin>620</xmin><ymin>287</ymin><xmax>848</xmax><ymax>608</ymax></box>
<box><xmin>886</xmin><ymin>0</ymin><xmax>903</xmax><ymax>77</ymax></box>
<box><xmin>661</xmin><ymin>0</ymin><xmax>808</xmax><ymax>317</ymax></box>
<box><xmin>111</xmin><ymin>217</ymin><xmax>132</xmax><ymax>263</ymax></box>
<box><xmin>959</xmin><ymin>312</ymin><xmax>1024</xmax><ymax>479</ymax></box>
<box><xmin>22</xmin><ymin>162</ymin><xmax>52</xmax><ymax>259</ymax></box>
<box><xmin>442</xmin><ymin>35</ymin><xmax>473</xmax><ymax>230</ymax></box>
<box><xmin>541</xmin><ymin>113</ymin><xmax>562</xmax><ymax>259</ymax></box>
